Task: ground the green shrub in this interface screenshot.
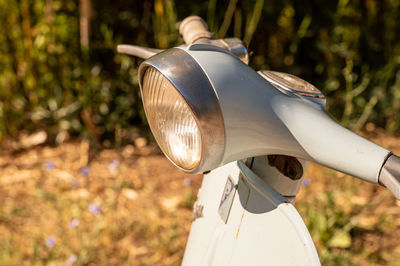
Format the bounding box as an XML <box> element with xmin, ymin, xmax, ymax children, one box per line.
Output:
<box><xmin>1</xmin><ymin>0</ymin><xmax>400</xmax><ymax>143</ymax></box>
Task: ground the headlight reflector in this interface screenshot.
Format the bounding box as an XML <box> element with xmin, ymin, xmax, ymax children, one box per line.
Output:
<box><xmin>142</xmin><ymin>67</ymin><xmax>202</xmax><ymax>170</ymax></box>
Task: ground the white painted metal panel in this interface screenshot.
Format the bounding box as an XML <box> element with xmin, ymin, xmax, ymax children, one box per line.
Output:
<box><xmin>182</xmin><ymin>161</ymin><xmax>320</xmax><ymax>266</ymax></box>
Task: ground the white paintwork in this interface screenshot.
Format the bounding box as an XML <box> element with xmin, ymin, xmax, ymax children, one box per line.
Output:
<box><xmin>182</xmin><ymin>161</ymin><xmax>320</xmax><ymax>266</ymax></box>
<box><xmin>178</xmin><ymin>44</ymin><xmax>389</xmax><ymax>184</ymax></box>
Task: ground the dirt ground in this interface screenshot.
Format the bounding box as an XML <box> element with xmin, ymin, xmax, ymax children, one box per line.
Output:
<box><xmin>1</xmin><ymin>131</ymin><xmax>400</xmax><ymax>265</ymax></box>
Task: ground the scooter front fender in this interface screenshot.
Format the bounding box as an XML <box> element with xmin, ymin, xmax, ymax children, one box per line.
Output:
<box><xmin>182</xmin><ymin>160</ymin><xmax>320</xmax><ymax>266</ymax></box>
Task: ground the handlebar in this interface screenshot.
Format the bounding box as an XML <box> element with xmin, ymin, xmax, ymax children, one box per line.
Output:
<box><xmin>179</xmin><ymin>16</ymin><xmax>215</xmax><ymax>45</ymax></box>
<box><xmin>118</xmin><ymin>15</ymin><xmax>249</xmax><ymax>64</ymax></box>
<box><xmin>117</xmin><ymin>15</ymin><xmax>400</xmax><ymax>201</ymax></box>
<box><xmin>179</xmin><ymin>16</ymin><xmax>249</xmax><ymax>64</ymax></box>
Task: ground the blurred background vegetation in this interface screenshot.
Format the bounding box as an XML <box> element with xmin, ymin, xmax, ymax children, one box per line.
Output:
<box><xmin>1</xmin><ymin>0</ymin><xmax>400</xmax><ymax>146</ymax></box>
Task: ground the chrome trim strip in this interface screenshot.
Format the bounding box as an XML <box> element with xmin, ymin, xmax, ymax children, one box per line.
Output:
<box><xmin>138</xmin><ymin>48</ymin><xmax>225</xmax><ymax>173</ymax></box>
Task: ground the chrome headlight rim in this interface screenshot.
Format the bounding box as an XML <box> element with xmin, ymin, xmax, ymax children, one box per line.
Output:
<box><xmin>138</xmin><ymin>48</ymin><xmax>225</xmax><ymax>173</ymax></box>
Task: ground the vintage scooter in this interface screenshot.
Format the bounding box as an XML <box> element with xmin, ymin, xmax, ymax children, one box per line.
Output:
<box><xmin>118</xmin><ymin>16</ymin><xmax>400</xmax><ymax>265</ymax></box>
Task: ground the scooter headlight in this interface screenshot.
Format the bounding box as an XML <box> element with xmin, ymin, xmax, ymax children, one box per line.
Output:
<box><xmin>138</xmin><ymin>48</ymin><xmax>225</xmax><ymax>173</ymax></box>
<box><xmin>142</xmin><ymin>67</ymin><xmax>202</xmax><ymax>169</ymax></box>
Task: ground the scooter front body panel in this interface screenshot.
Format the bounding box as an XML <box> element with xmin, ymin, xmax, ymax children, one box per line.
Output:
<box><xmin>182</xmin><ymin>161</ymin><xmax>320</xmax><ymax>266</ymax></box>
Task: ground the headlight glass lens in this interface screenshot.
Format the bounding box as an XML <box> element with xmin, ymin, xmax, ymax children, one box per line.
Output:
<box><xmin>142</xmin><ymin>67</ymin><xmax>202</xmax><ymax>170</ymax></box>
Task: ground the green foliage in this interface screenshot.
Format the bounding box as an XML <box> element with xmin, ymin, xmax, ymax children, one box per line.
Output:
<box><xmin>0</xmin><ymin>0</ymin><xmax>150</xmax><ymax>143</ymax></box>
<box><xmin>1</xmin><ymin>0</ymin><xmax>400</xmax><ymax>143</ymax></box>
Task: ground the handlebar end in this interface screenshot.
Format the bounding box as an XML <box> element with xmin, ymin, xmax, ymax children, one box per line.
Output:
<box><xmin>179</xmin><ymin>16</ymin><xmax>215</xmax><ymax>44</ymax></box>
<box><xmin>379</xmin><ymin>154</ymin><xmax>400</xmax><ymax>200</ymax></box>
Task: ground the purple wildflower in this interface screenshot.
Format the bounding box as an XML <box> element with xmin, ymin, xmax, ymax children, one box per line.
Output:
<box><xmin>71</xmin><ymin>179</ymin><xmax>79</xmax><ymax>187</ymax></box>
<box><xmin>80</xmin><ymin>166</ymin><xmax>90</xmax><ymax>176</ymax></box>
<box><xmin>68</xmin><ymin>218</ymin><xmax>79</xmax><ymax>229</ymax></box>
<box><xmin>65</xmin><ymin>254</ymin><xmax>78</xmax><ymax>266</ymax></box>
<box><xmin>88</xmin><ymin>203</ymin><xmax>101</xmax><ymax>215</ymax></box>
<box><xmin>108</xmin><ymin>159</ymin><xmax>120</xmax><ymax>172</ymax></box>
<box><xmin>183</xmin><ymin>177</ymin><xmax>192</xmax><ymax>187</ymax></box>
<box><xmin>302</xmin><ymin>178</ymin><xmax>311</xmax><ymax>187</ymax></box>
<box><xmin>45</xmin><ymin>236</ymin><xmax>56</xmax><ymax>248</ymax></box>
<box><xmin>44</xmin><ymin>161</ymin><xmax>55</xmax><ymax>171</ymax></box>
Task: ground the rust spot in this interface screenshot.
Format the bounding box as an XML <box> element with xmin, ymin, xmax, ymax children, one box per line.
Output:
<box><xmin>236</xmin><ymin>188</ymin><xmax>250</xmax><ymax>239</ymax></box>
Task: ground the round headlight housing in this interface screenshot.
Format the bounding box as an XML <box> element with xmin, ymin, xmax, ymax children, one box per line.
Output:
<box><xmin>142</xmin><ymin>67</ymin><xmax>202</xmax><ymax>169</ymax></box>
<box><xmin>138</xmin><ymin>48</ymin><xmax>225</xmax><ymax>173</ymax></box>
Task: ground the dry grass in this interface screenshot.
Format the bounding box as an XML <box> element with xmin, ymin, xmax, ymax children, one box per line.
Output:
<box><xmin>0</xmin><ymin>141</ymin><xmax>201</xmax><ymax>265</ymax></box>
<box><xmin>1</xmin><ymin>132</ymin><xmax>400</xmax><ymax>265</ymax></box>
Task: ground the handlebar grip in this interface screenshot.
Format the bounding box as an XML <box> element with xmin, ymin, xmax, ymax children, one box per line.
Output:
<box><xmin>179</xmin><ymin>16</ymin><xmax>215</xmax><ymax>45</ymax></box>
